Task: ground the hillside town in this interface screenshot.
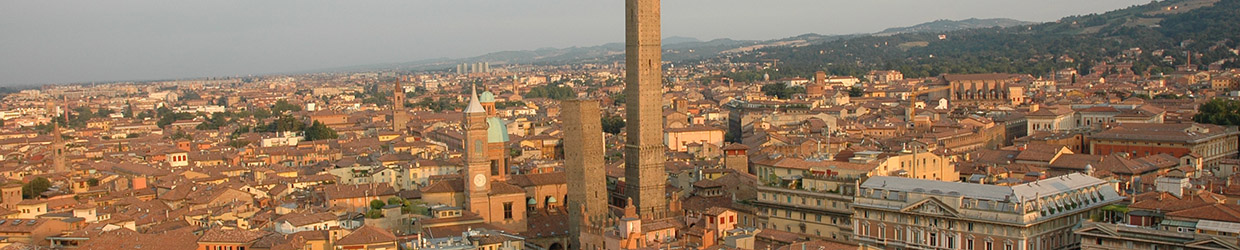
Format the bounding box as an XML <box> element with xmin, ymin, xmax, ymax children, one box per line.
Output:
<box><xmin>4</xmin><ymin>0</ymin><xmax>1240</xmax><ymax>250</ymax></box>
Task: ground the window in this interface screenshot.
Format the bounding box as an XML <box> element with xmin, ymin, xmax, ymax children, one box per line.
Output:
<box><xmin>986</xmin><ymin>241</ymin><xmax>993</xmax><ymax>250</ymax></box>
<box><xmin>930</xmin><ymin>232</ymin><xmax>938</xmax><ymax>247</ymax></box>
<box><xmin>503</xmin><ymin>202</ymin><xmax>513</xmax><ymax>219</ymax></box>
<box><xmin>1095</xmin><ymin>238</ymin><xmax>1102</xmax><ymax>245</ymax></box>
<box><xmin>967</xmin><ymin>239</ymin><xmax>974</xmax><ymax>250</ymax></box>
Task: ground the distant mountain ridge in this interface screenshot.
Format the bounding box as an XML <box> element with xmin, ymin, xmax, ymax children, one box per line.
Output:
<box><xmin>336</xmin><ymin>17</ymin><xmax>1038</xmax><ymax>73</ymax></box>
<box><xmin>874</xmin><ymin>18</ymin><xmax>1035</xmax><ymax>36</ymax></box>
<box><xmin>715</xmin><ymin>0</ymin><xmax>1240</xmax><ymax>81</ymax></box>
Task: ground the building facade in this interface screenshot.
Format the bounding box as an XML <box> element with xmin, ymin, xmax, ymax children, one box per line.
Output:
<box><xmin>852</xmin><ymin>174</ymin><xmax>1122</xmax><ymax>250</ymax></box>
<box><xmin>1090</xmin><ymin>123</ymin><xmax>1239</xmax><ymax>167</ymax></box>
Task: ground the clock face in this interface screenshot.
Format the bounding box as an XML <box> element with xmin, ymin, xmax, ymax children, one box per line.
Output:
<box><xmin>473</xmin><ymin>174</ymin><xmax>486</xmax><ymax>188</ymax></box>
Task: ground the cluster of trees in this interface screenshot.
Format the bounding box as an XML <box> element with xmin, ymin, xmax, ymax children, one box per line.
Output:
<box><xmin>525</xmin><ymin>85</ymin><xmax>577</xmax><ymax>100</ymax></box>
<box><xmin>181</xmin><ymin>90</ymin><xmax>202</xmax><ymax>100</ymax></box>
<box><xmin>155</xmin><ymin>107</ymin><xmax>197</xmax><ymax>128</ymax></box>
<box><xmin>358</xmin><ymin>83</ymin><xmax>393</xmax><ymax>106</ymax></box>
<box><xmin>409</xmin><ymin>98</ymin><xmax>464</xmax><ymax>112</ymax></box>
<box><xmin>46</xmin><ymin>107</ymin><xmax>116</xmax><ymax>129</ymax></box>
<box><xmin>270</xmin><ymin>100</ymin><xmax>302</xmax><ymax>114</ymax></box>
<box><xmin>169</xmin><ymin>130</ymin><xmax>193</xmax><ymax>140</ymax></box>
<box><xmin>195</xmin><ymin>112</ymin><xmax>232</xmax><ymax>130</ymax></box>
<box><xmin>366</xmin><ymin>197</ymin><xmax>428</xmax><ymax>218</ymax></box>
<box><xmin>494</xmin><ymin>100</ymin><xmax>525</xmax><ymax>109</ymax></box>
<box><xmin>848</xmin><ymin>86</ymin><xmax>865</xmax><ymax>97</ymax></box>
<box><xmin>760</xmin><ymin>82</ymin><xmax>806</xmax><ymax>99</ymax></box>
<box><xmin>256</xmin><ymin>115</ymin><xmax>305</xmax><ymax>133</ymax></box>
<box><xmin>22</xmin><ymin>177</ymin><xmax>50</xmax><ymax>199</ymax></box>
<box><xmin>303</xmin><ymin>121</ymin><xmax>338</xmax><ymax>141</ymax></box>
<box><xmin>1194</xmin><ymin>99</ymin><xmax>1240</xmax><ymax>126</ymax></box>
<box><xmin>254</xmin><ymin>115</ymin><xmax>338</xmax><ymax>141</ymax></box>
<box><xmin>601</xmin><ymin>115</ymin><xmax>625</xmax><ymax>135</ymax></box>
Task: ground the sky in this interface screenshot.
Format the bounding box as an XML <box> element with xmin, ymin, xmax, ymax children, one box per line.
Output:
<box><xmin>0</xmin><ymin>0</ymin><xmax>1149</xmax><ymax>86</ymax></box>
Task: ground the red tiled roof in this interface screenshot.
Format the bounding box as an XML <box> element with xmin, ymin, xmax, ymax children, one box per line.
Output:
<box><xmin>198</xmin><ymin>229</ymin><xmax>269</xmax><ymax>243</ymax></box>
<box><xmin>335</xmin><ymin>225</ymin><xmax>397</xmax><ymax>246</ymax></box>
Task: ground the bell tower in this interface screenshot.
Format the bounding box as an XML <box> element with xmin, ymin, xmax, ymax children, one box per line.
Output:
<box><xmin>463</xmin><ymin>85</ymin><xmax>491</xmax><ymax>214</ymax></box>
<box><xmin>52</xmin><ymin>105</ymin><xmax>67</xmax><ymax>173</ymax></box>
<box><xmin>392</xmin><ymin>77</ymin><xmax>408</xmax><ymax>132</ymax></box>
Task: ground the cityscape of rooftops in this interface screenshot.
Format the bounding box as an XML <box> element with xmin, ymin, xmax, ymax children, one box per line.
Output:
<box><xmin>4</xmin><ymin>0</ymin><xmax>1240</xmax><ymax>249</ymax></box>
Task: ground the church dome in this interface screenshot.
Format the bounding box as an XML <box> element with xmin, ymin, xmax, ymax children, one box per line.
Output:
<box><xmin>486</xmin><ymin>117</ymin><xmax>509</xmax><ymax>143</ymax></box>
<box><xmin>480</xmin><ymin>91</ymin><xmax>496</xmax><ymax>103</ymax></box>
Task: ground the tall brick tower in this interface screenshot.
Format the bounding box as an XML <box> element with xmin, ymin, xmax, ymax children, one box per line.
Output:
<box><xmin>624</xmin><ymin>0</ymin><xmax>667</xmax><ymax>217</ymax></box>
<box><xmin>463</xmin><ymin>86</ymin><xmax>491</xmax><ymax>214</ymax></box>
<box><xmin>52</xmin><ymin>106</ymin><xmax>67</xmax><ymax>173</ymax></box>
<box><xmin>392</xmin><ymin>77</ymin><xmax>408</xmax><ymax>132</ymax></box>
<box><xmin>563</xmin><ymin>100</ymin><xmax>608</xmax><ymax>248</ymax></box>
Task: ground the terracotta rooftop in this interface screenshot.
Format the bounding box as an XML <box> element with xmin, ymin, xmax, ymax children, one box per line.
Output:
<box><xmin>335</xmin><ymin>225</ymin><xmax>397</xmax><ymax>246</ymax></box>
<box><xmin>1166</xmin><ymin>204</ymin><xmax>1240</xmax><ymax>223</ymax></box>
<box><xmin>198</xmin><ymin>228</ymin><xmax>270</xmax><ymax>243</ymax></box>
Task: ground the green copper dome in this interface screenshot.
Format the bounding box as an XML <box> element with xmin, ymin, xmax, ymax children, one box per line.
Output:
<box><xmin>486</xmin><ymin>117</ymin><xmax>509</xmax><ymax>143</ymax></box>
<box><xmin>480</xmin><ymin>91</ymin><xmax>496</xmax><ymax>103</ymax></box>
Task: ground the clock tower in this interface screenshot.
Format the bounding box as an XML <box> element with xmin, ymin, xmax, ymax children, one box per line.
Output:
<box><xmin>463</xmin><ymin>85</ymin><xmax>491</xmax><ymax>214</ymax></box>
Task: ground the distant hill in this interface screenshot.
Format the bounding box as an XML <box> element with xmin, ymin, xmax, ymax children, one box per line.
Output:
<box><xmin>348</xmin><ymin>17</ymin><xmax>1047</xmax><ymax>73</ymax></box>
<box><xmin>717</xmin><ymin>0</ymin><xmax>1240</xmax><ymax>82</ymax></box>
<box><xmin>874</xmin><ymin>18</ymin><xmax>1034</xmax><ymax>36</ymax></box>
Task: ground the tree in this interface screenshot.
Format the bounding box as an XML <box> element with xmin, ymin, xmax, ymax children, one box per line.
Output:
<box><xmin>848</xmin><ymin>86</ymin><xmax>865</xmax><ymax>97</ymax></box>
<box><xmin>259</xmin><ymin>115</ymin><xmax>305</xmax><ymax>133</ymax></box>
<box><xmin>370</xmin><ymin>199</ymin><xmax>386</xmax><ymax>210</ymax></box>
<box><xmin>87</xmin><ymin>178</ymin><xmax>99</xmax><ymax>187</ymax></box>
<box><xmin>525</xmin><ymin>85</ymin><xmax>577</xmax><ymax>100</ymax></box>
<box><xmin>156</xmin><ymin>109</ymin><xmax>196</xmax><ymax>129</ymax></box>
<box><xmin>406</xmin><ymin>200</ymin><xmax>429</xmax><ymax>215</ymax></box>
<box><xmin>1194</xmin><ymin>98</ymin><xmax>1240</xmax><ymax>126</ymax></box>
<box><xmin>601</xmin><ymin>115</ymin><xmax>626</xmax><ymax>135</ymax></box>
<box><xmin>22</xmin><ymin>177</ymin><xmax>51</xmax><ymax>199</ymax></box>
<box><xmin>387</xmin><ymin>197</ymin><xmax>405</xmax><ymax>206</ymax></box>
<box><xmin>181</xmin><ymin>90</ymin><xmax>202</xmax><ymax>100</ymax></box>
<box><xmin>410</xmin><ymin>98</ymin><xmax>463</xmax><ymax>112</ymax></box>
<box><xmin>494</xmin><ymin>101</ymin><xmax>525</xmax><ymax>109</ymax></box>
<box><xmin>366</xmin><ymin>209</ymin><xmax>384</xmax><ymax>219</ymax></box>
<box><xmin>196</xmin><ymin>112</ymin><xmax>231</xmax><ymax>130</ymax></box>
<box><xmin>303</xmin><ymin>121</ymin><xmax>338</xmax><ymax>141</ymax></box>
<box><xmin>760</xmin><ymin>82</ymin><xmax>805</xmax><ymax>99</ymax></box>
<box><xmin>227</xmin><ymin>140</ymin><xmax>251</xmax><ymax>148</ymax></box>
<box><xmin>169</xmin><ymin>130</ymin><xmax>193</xmax><ymax>141</ymax></box>
<box><xmin>271</xmin><ymin>100</ymin><xmax>302</xmax><ymax>114</ymax></box>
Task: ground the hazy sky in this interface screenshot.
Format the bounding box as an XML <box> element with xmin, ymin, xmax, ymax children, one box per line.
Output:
<box><xmin>1</xmin><ymin>0</ymin><xmax>1147</xmax><ymax>86</ymax></box>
